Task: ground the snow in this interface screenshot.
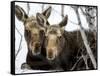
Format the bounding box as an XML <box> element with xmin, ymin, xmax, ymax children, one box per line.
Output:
<box><xmin>15</xmin><ymin>2</ymin><xmax>94</xmax><ymax>74</ymax></box>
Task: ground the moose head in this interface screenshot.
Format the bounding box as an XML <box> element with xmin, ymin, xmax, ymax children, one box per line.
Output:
<box><xmin>36</xmin><ymin>14</ymin><xmax>68</xmax><ymax>60</ymax></box>
<box><xmin>15</xmin><ymin>5</ymin><xmax>51</xmax><ymax>56</ymax></box>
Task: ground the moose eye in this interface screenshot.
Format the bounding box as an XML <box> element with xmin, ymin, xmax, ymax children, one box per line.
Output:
<box><xmin>40</xmin><ymin>29</ymin><xmax>44</xmax><ymax>33</ymax></box>
<box><xmin>25</xmin><ymin>27</ymin><xmax>31</xmax><ymax>32</ymax></box>
<box><xmin>40</xmin><ymin>30</ymin><xmax>45</xmax><ymax>35</ymax></box>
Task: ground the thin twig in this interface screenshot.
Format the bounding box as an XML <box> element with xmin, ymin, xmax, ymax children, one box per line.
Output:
<box><xmin>82</xmin><ymin>54</ymin><xmax>89</xmax><ymax>69</ymax></box>
<box><xmin>80</xmin><ymin>7</ymin><xmax>87</xmax><ymax>15</ymax></box>
<box><xmin>80</xmin><ymin>7</ymin><xmax>97</xmax><ymax>31</ymax></box>
<box><xmin>61</xmin><ymin>5</ymin><xmax>64</xmax><ymax>18</ymax></box>
<box><xmin>52</xmin><ymin>7</ymin><xmax>79</xmax><ymax>26</ymax></box>
<box><xmin>71</xmin><ymin>56</ymin><xmax>83</xmax><ymax>70</ymax></box>
<box><xmin>72</xmin><ymin>7</ymin><xmax>96</xmax><ymax>69</ymax></box>
<box><xmin>15</xmin><ymin>26</ymin><xmax>23</xmax><ymax>60</ymax></box>
<box><xmin>80</xmin><ymin>7</ymin><xmax>97</xmax><ymax>41</ymax></box>
<box><xmin>27</xmin><ymin>3</ymin><xmax>30</xmax><ymax>15</ymax></box>
<box><xmin>42</xmin><ymin>4</ymin><xmax>44</xmax><ymax>12</ymax></box>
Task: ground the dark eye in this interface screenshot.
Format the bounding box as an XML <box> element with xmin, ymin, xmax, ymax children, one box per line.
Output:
<box><xmin>39</xmin><ymin>30</ymin><xmax>45</xmax><ymax>37</ymax></box>
<box><xmin>44</xmin><ymin>35</ymin><xmax>48</xmax><ymax>41</ymax></box>
<box><xmin>40</xmin><ymin>30</ymin><xmax>44</xmax><ymax>33</ymax></box>
<box><xmin>25</xmin><ymin>29</ymin><xmax>30</xmax><ymax>33</ymax></box>
<box><xmin>40</xmin><ymin>30</ymin><xmax>45</xmax><ymax>35</ymax></box>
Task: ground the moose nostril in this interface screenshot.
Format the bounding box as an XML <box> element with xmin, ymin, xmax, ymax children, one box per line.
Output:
<box><xmin>48</xmin><ymin>51</ymin><xmax>53</xmax><ymax>59</ymax></box>
<box><xmin>35</xmin><ymin>43</ymin><xmax>41</xmax><ymax>47</ymax></box>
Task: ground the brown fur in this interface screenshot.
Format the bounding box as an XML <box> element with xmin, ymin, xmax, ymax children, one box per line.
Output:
<box><xmin>15</xmin><ymin>5</ymin><xmax>53</xmax><ymax>70</ymax></box>
<box><xmin>42</xmin><ymin>15</ymin><xmax>97</xmax><ymax>71</ymax></box>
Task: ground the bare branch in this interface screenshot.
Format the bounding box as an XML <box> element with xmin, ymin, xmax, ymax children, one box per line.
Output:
<box><xmin>27</xmin><ymin>3</ymin><xmax>30</xmax><ymax>15</ymax></box>
<box><xmin>61</xmin><ymin>5</ymin><xmax>64</xmax><ymax>18</ymax></box>
<box><xmin>80</xmin><ymin>7</ymin><xmax>97</xmax><ymax>41</ymax></box>
<box><xmin>82</xmin><ymin>54</ymin><xmax>89</xmax><ymax>69</ymax></box>
<box><xmin>72</xmin><ymin>7</ymin><xmax>96</xmax><ymax>69</ymax></box>
<box><xmin>71</xmin><ymin>56</ymin><xmax>83</xmax><ymax>70</ymax></box>
<box><xmin>80</xmin><ymin>7</ymin><xmax>87</xmax><ymax>15</ymax></box>
<box><xmin>52</xmin><ymin>7</ymin><xmax>79</xmax><ymax>26</ymax></box>
<box><xmin>15</xmin><ymin>26</ymin><xmax>23</xmax><ymax>60</ymax></box>
<box><xmin>80</xmin><ymin>7</ymin><xmax>97</xmax><ymax>32</ymax></box>
<box><xmin>42</xmin><ymin>4</ymin><xmax>44</xmax><ymax>12</ymax></box>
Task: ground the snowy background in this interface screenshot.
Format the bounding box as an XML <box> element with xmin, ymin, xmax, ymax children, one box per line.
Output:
<box><xmin>15</xmin><ymin>2</ymin><xmax>97</xmax><ymax>74</ymax></box>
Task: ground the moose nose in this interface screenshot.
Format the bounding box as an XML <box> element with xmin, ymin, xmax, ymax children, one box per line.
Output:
<box><xmin>47</xmin><ymin>49</ymin><xmax>55</xmax><ymax>60</ymax></box>
<box><xmin>48</xmin><ymin>51</ymin><xmax>53</xmax><ymax>59</ymax></box>
<box><xmin>35</xmin><ymin>42</ymin><xmax>41</xmax><ymax>48</ymax></box>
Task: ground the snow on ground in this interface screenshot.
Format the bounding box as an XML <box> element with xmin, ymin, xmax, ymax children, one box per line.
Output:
<box><xmin>15</xmin><ymin>2</ymin><xmax>89</xmax><ymax>74</ymax></box>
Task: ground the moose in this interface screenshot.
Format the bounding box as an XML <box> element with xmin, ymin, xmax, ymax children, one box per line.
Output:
<box><xmin>15</xmin><ymin>5</ymin><xmax>97</xmax><ymax>71</ymax></box>
<box><xmin>37</xmin><ymin>14</ymin><xmax>97</xmax><ymax>71</ymax></box>
<box><xmin>15</xmin><ymin>5</ymin><xmax>54</xmax><ymax>70</ymax></box>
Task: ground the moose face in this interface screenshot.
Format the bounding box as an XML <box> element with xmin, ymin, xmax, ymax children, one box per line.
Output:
<box><xmin>24</xmin><ymin>17</ymin><xmax>45</xmax><ymax>55</ymax></box>
<box><xmin>15</xmin><ymin>5</ymin><xmax>51</xmax><ymax>55</ymax></box>
<box><xmin>45</xmin><ymin>16</ymin><xmax>68</xmax><ymax>60</ymax></box>
<box><xmin>45</xmin><ymin>26</ymin><xmax>65</xmax><ymax>60</ymax></box>
<box><xmin>37</xmin><ymin>14</ymin><xmax>68</xmax><ymax>60</ymax></box>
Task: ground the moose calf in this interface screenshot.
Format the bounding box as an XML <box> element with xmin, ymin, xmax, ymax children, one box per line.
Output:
<box><xmin>37</xmin><ymin>14</ymin><xmax>97</xmax><ymax>71</ymax></box>
<box><xmin>15</xmin><ymin>5</ymin><xmax>54</xmax><ymax>70</ymax></box>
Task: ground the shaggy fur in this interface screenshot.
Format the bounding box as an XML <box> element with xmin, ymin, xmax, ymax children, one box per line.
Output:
<box><xmin>15</xmin><ymin>5</ymin><xmax>53</xmax><ymax>70</ymax></box>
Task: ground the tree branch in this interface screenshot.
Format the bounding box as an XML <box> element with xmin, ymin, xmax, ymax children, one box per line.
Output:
<box><xmin>80</xmin><ymin>7</ymin><xmax>97</xmax><ymax>32</ymax></box>
<box><xmin>52</xmin><ymin>7</ymin><xmax>79</xmax><ymax>26</ymax></box>
<box><xmin>61</xmin><ymin>5</ymin><xmax>64</xmax><ymax>18</ymax></box>
<box><xmin>27</xmin><ymin>3</ymin><xmax>30</xmax><ymax>15</ymax></box>
<box><xmin>72</xmin><ymin>6</ymin><xmax>96</xmax><ymax>69</ymax></box>
<box><xmin>15</xmin><ymin>26</ymin><xmax>23</xmax><ymax>60</ymax></box>
<box><xmin>42</xmin><ymin>4</ymin><xmax>44</xmax><ymax>12</ymax></box>
<box><xmin>81</xmin><ymin>54</ymin><xmax>89</xmax><ymax>69</ymax></box>
<box><xmin>71</xmin><ymin>56</ymin><xmax>83</xmax><ymax>70</ymax></box>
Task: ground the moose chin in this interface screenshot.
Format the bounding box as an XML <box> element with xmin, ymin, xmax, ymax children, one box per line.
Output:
<box><xmin>38</xmin><ymin>13</ymin><xmax>96</xmax><ymax>71</ymax></box>
<box><xmin>15</xmin><ymin>5</ymin><xmax>54</xmax><ymax>70</ymax></box>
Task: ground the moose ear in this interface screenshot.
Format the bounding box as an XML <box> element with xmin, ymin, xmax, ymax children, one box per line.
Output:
<box><xmin>36</xmin><ymin>13</ymin><xmax>46</xmax><ymax>27</ymax></box>
<box><xmin>42</xmin><ymin>6</ymin><xmax>52</xmax><ymax>19</ymax></box>
<box><xmin>15</xmin><ymin>5</ymin><xmax>28</xmax><ymax>22</ymax></box>
<box><xmin>59</xmin><ymin>15</ymin><xmax>68</xmax><ymax>27</ymax></box>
